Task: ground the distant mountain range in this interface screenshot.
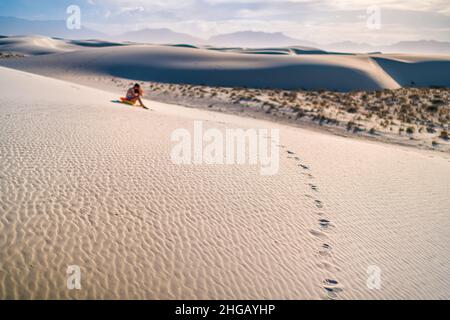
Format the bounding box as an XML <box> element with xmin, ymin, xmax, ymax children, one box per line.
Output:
<box><xmin>208</xmin><ymin>31</ymin><xmax>316</xmax><ymax>48</ymax></box>
<box><xmin>1</xmin><ymin>16</ymin><xmax>449</xmax><ymax>54</ymax></box>
<box><xmin>115</xmin><ymin>28</ymin><xmax>204</xmax><ymax>45</ymax></box>
<box><xmin>323</xmin><ymin>40</ymin><xmax>450</xmax><ymax>54</ymax></box>
<box><xmin>384</xmin><ymin>40</ymin><xmax>450</xmax><ymax>55</ymax></box>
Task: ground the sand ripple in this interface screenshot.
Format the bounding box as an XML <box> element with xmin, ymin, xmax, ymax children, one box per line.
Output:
<box><xmin>1</xmin><ymin>67</ymin><xmax>449</xmax><ymax>299</ymax></box>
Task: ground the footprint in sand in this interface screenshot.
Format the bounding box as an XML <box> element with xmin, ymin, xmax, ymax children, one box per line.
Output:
<box><xmin>324</xmin><ymin>285</ymin><xmax>343</xmax><ymax>299</ymax></box>
<box><xmin>283</xmin><ymin>143</ymin><xmax>340</xmax><ymax>298</ymax></box>
<box><xmin>315</xmin><ymin>200</ymin><xmax>324</xmax><ymax>208</ymax></box>
<box><xmin>301</xmin><ymin>172</ymin><xmax>314</xmax><ymax>179</ymax></box>
<box><xmin>319</xmin><ymin>219</ymin><xmax>332</xmax><ymax>229</ymax></box>
<box><xmin>299</xmin><ymin>164</ymin><xmax>310</xmax><ymax>170</ymax></box>
<box><xmin>319</xmin><ymin>243</ymin><xmax>333</xmax><ymax>256</ymax></box>
<box><xmin>324</xmin><ymin>279</ymin><xmax>339</xmax><ymax>286</ymax></box>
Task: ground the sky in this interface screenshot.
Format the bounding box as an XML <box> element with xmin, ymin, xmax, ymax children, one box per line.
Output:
<box><xmin>1</xmin><ymin>0</ymin><xmax>449</xmax><ymax>44</ymax></box>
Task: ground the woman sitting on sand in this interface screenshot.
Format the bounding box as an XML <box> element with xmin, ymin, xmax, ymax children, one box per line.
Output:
<box><xmin>126</xmin><ymin>83</ymin><xmax>148</xmax><ymax>109</ymax></box>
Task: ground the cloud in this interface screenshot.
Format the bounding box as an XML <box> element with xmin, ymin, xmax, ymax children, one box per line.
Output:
<box><xmin>3</xmin><ymin>0</ymin><xmax>450</xmax><ymax>43</ymax></box>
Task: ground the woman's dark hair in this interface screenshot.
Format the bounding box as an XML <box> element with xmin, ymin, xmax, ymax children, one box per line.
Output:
<box><xmin>134</xmin><ymin>83</ymin><xmax>140</xmax><ymax>88</ymax></box>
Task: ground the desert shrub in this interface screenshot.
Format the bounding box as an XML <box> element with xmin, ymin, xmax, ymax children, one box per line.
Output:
<box><xmin>439</xmin><ymin>130</ymin><xmax>449</xmax><ymax>140</ymax></box>
<box><xmin>426</xmin><ymin>126</ymin><xmax>436</xmax><ymax>134</ymax></box>
<box><xmin>427</xmin><ymin>105</ymin><xmax>439</xmax><ymax>113</ymax></box>
<box><xmin>347</xmin><ymin>121</ymin><xmax>356</xmax><ymax>131</ymax></box>
<box><xmin>431</xmin><ymin>99</ymin><xmax>445</xmax><ymax>106</ymax></box>
<box><xmin>286</xmin><ymin>91</ymin><xmax>298</xmax><ymax>101</ymax></box>
<box><xmin>295</xmin><ymin>110</ymin><xmax>306</xmax><ymax>119</ymax></box>
<box><xmin>438</xmin><ymin>108</ymin><xmax>449</xmax><ymax>116</ymax></box>
<box><xmin>291</xmin><ymin>104</ymin><xmax>302</xmax><ymax>112</ymax></box>
<box><xmin>400</xmin><ymin>104</ymin><xmax>411</xmax><ymax>113</ymax></box>
<box><xmin>406</xmin><ymin>127</ymin><xmax>415</xmax><ymax>134</ymax></box>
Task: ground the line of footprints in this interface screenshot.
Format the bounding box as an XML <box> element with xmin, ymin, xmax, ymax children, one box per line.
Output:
<box><xmin>283</xmin><ymin>146</ymin><xmax>343</xmax><ymax>299</ymax></box>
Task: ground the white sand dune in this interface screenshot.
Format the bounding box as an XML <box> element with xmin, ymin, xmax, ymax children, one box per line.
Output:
<box><xmin>0</xmin><ymin>36</ymin><xmax>129</xmax><ymax>57</ymax></box>
<box><xmin>0</xmin><ymin>35</ymin><xmax>81</xmax><ymax>56</ymax></box>
<box><xmin>0</xmin><ymin>44</ymin><xmax>399</xmax><ymax>91</ymax></box>
<box><xmin>372</xmin><ymin>55</ymin><xmax>450</xmax><ymax>87</ymax></box>
<box><xmin>68</xmin><ymin>39</ymin><xmax>127</xmax><ymax>48</ymax></box>
<box><xmin>2</xmin><ymin>36</ymin><xmax>450</xmax><ymax>91</ymax></box>
<box><xmin>1</xmin><ymin>66</ymin><xmax>449</xmax><ymax>299</ymax></box>
<box><xmin>211</xmin><ymin>46</ymin><xmax>328</xmax><ymax>55</ymax></box>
